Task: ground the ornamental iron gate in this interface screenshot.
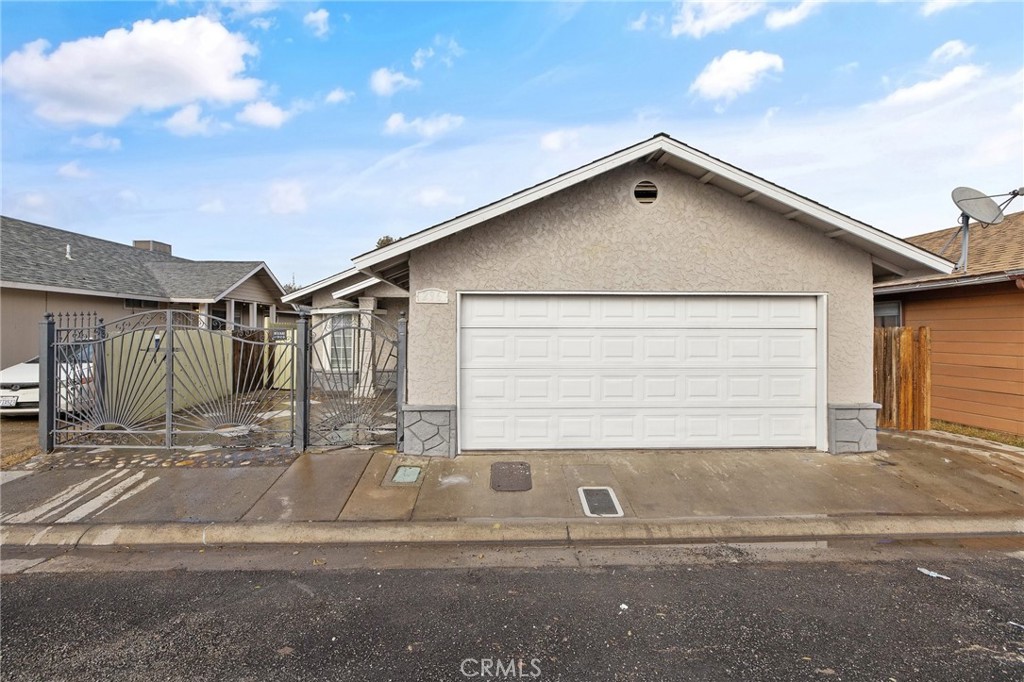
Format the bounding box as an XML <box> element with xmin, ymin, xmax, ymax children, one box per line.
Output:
<box><xmin>303</xmin><ymin>310</ymin><xmax>403</xmax><ymax>447</ymax></box>
<box><xmin>39</xmin><ymin>309</ymin><xmax>405</xmax><ymax>452</ymax></box>
<box><xmin>42</xmin><ymin>311</ymin><xmax>296</xmax><ymax>449</ymax></box>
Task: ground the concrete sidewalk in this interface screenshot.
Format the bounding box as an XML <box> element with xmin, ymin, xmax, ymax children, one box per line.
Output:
<box><xmin>1</xmin><ymin>431</ymin><xmax>1022</xmax><ymax>547</ymax></box>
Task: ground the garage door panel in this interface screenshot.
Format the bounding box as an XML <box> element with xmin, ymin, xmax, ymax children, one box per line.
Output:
<box><xmin>462</xmin><ymin>368</ymin><xmax>816</xmax><ymax>408</ymax></box>
<box><xmin>460</xmin><ymin>294</ymin><xmax>819</xmax><ymax>450</ymax></box>
<box><xmin>461</xmin><ymin>408</ymin><xmax>817</xmax><ymax>449</ymax></box>
<box><xmin>463</xmin><ymin>328</ymin><xmax>816</xmax><ymax>367</ymax></box>
<box><xmin>461</xmin><ymin>294</ymin><xmax>817</xmax><ymax>328</ymax></box>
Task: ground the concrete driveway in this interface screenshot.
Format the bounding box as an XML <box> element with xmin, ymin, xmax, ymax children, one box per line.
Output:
<box><xmin>1</xmin><ymin>431</ymin><xmax>1021</xmax><ymax>528</ymax></box>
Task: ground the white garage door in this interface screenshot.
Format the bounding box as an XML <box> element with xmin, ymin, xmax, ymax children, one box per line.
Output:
<box><xmin>459</xmin><ymin>294</ymin><xmax>819</xmax><ymax>450</ymax></box>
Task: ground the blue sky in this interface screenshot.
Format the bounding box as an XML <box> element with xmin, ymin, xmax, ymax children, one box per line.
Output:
<box><xmin>3</xmin><ymin>1</ymin><xmax>1022</xmax><ymax>286</ymax></box>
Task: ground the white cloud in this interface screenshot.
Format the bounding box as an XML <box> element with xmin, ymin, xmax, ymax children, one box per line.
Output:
<box><xmin>236</xmin><ymin>100</ymin><xmax>292</xmax><ymax>128</ymax></box>
<box><xmin>437</xmin><ymin>36</ymin><xmax>465</xmax><ymax>67</ymax></box>
<box><xmin>540</xmin><ymin>129</ymin><xmax>582</xmax><ymax>151</ymax></box>
<box><xmin>412</xmin><ymin>47</ymin><xmax>434</xmax><ymax>70</ymax></box>
<box><xmin>165</xmin><ymin>103</ymin><xmax>217</xmax><ymax>136</ymax></box>
<box><xmin>9</xmin><ymin>191</ymin><xmax>54</xmax><ymax>220</ymax></box>
<box><xmin>222</xmin><ymin>1</ymin><xmax>279</xmax><ymax>18</ymax></box>
<box><xmin>671</xmin><ymin>1</ymin><xmax>764</xmax><ymax>38</ymax></box>
<box><xmin>117</xmin><ymin>189</ymin><xmax>139</xmax><ymax>204</ymax></box>
<box><xmin>690</xmin><ymin>50</ymin><xmax>784</xmax><ymax>103</ymax></box>
<box><xmin>384</xmin><ymin>113</ymin><xmax>464</xmax><ymax>138</ymax></box>
<box><xmin>837</xmin><ymin>61</ymin><xmax>859</xmax><ymax>75</ymax></box>
<box><xmin>199</xmin><ymin>198</ymin><xmax>225</xmax><ymax>213</ymax></box>
<box><xmin>303</xmin><ymin>9</ymin><xmax>330</xmax><ymax>38</ymax></box>
<box><xmin>415</xmin><ymin>186</ymin><xmax>464</xmax><ymax>207</ymax></box>
<box><xmin>921</xmin><ymin>0</ymin><xmax>976</xmax><ymax>16</ymax></box>
<box><xmin>268</xmin><ymin>181</ymin><xmax>307</xmax><ymax>214</ymax></box>
<box><xmin>58</xmin><ymin>160</ymin><xmax>92</xmax><ymax>179</ymax></box>
<box><xmin>250</xmin><ymin>17</ymin><xmax>275</xmax><ymax>31</ymax></box>
<box><xmin>370</xmin><ymin>68</ymin><xmax>421</xmax><ymax>96</ymax></box>
<box><xmin>873</xmin><ymin>64</ymin><xmax>983</xmax><ymax>108</ymax></box>
<box><xmin>765</xmin><ymin>1</ymin><xmax>822</xmax><ymax>30</ymax></box>
<box><xmin>628</xmin><ymin>11</ymin><xmax>649</xmax><ymax>31</ymax></box>
<box><xmin>410</xmin><ymin>36</ymin><xmax>464</xmax><ymax>71</ymax></box>
<box><xmin>930</xmin><ymin>39</ymin><xmax>974</xmax><ymax>62</ymax></box>
<box><xmin>70</xmin><ymin>132</ymin><xmax>121</xmax><ymax>151</ymax></box>
<box><xmin>325</xmin><ymin>88</ymin><xmax>353</xmax><ymax>104</ymax></box>
<box><xmin>1</xmin><ymin>16</ymin><xmax>262</xmax><ymax>126</ymax></box>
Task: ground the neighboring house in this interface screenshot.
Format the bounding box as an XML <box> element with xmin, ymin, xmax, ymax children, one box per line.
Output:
<box><xmin>281</xmin><ymin>267</ymin><xmax>408</xmax><ymax>385</ymax></box>
<box><xmin>0</xmin><ymin>216</ymin><xmax>290</xmax><ymax>369</ymax></box>
<box><xmin>874</xmin><ymin>210</ymin><xmax>1024</xmax><ymax>436</ymax></box>
<box><xmin>307</xmin><ymin>133</ymin><xmax>952</xmax><ymax>455</ymax></box>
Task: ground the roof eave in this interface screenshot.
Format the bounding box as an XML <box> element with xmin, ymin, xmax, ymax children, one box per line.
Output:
<box><xmin>351</xmin><ymin>135</ymin><xmax>955</xmax><ymax>281</ymax></box>
<box><xmin>281</xmin><ymin>267</ymin><xmax>360</xmax><ymax>303</ymax></box>
<box><xmin>874</xmin><ymin>269</ymin><xmax>1024</xmax><ymax>295</ymax></box>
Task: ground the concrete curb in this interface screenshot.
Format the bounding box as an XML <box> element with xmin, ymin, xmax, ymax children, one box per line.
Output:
<box><xmin>2</xmin><ymin>515</ymin><xmax>1022</xmax><ymax>548</ymax></box>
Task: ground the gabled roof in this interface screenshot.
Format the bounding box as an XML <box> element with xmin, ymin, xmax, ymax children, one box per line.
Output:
<box><xmin>281</xmin><ymin>267</ymin><xmax>362</xmax><ymax>304</ymax></box>
<box><xmin>0</xmin><ymin>216</ymin><xmax>286</xmax><ymax>303</ymax></box>
<box><xmin>146</xmin><ymin>261</ymin><xmax>276</xmax><ymax>303</ymax></box>
<box><xmin>352</xmin><ymin>133</ymin><xmax>953</xmax><ymax>288</ymax></box>
<box><xmin>875</xmin><ymin>210</ymin><xmax>1024</xmax><ymax>294</ymax></box>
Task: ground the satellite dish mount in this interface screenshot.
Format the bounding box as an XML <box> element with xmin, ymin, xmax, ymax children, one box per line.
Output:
<box><xmin>946</xmin><ymin>186</ymin><xmax>1023</xmax><ymax>273</ymax></box>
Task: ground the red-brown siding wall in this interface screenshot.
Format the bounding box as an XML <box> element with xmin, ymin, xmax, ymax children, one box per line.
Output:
<box><xmin>898</xmin><ymin>282</ymin><xmax>1024</xmax><ymax>435</ymax></box>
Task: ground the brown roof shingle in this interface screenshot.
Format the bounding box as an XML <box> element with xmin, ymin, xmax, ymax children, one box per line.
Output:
<box><xmin>876</xmin><ymin>210</ymin><xmax>1024</xmax><ymax>289</ymax></box>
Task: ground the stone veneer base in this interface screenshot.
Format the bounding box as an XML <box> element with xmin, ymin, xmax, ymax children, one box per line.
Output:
<box><xmin>402</xmin><ymin>405</ymin><xmax>456</xmax><ymax>457</ymax></box>
<box><xmin>828</xmin><ymin>403</ymin><xmax>881</xmax><ymax>454</ymax></box>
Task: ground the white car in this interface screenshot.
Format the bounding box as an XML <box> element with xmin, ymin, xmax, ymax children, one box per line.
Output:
<box><xmin>0</xmin><ymin>346</ymin><xmax>95</xmax><ymax>416</ymax></box>
<box><xmin>0</xmin><ymin>357</ymin><xmax>40</xmax><ymax>415</ymax></box>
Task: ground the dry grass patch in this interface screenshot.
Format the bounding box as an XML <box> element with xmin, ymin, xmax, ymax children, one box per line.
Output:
<box><xmin>932</xmin><ymin>420</ymin><xmax>1024</xmax><ymax>449</ymax></box>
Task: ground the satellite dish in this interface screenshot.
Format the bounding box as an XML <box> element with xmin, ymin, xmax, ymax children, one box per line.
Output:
<box><xmin>945</xmin><ymin>186</ymin><xmax>1022</xmax><ymax>273</ymax></box>
<box><xmin>952</xmin><ymin>186</ymin><xmax>1005</xmax><ymax>225</ymax></box>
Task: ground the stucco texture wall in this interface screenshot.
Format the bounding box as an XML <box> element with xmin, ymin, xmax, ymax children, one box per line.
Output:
<box><xmin>406</xmin><ymin>162</ymin><xmax>874</xmax><ymax>406</ymax></box>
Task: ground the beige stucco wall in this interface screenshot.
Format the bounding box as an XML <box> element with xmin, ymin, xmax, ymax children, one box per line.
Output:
<box><xmin>0</xmin><ymin>288</ymin><xmax>149</xmax><ymax>368</ymax></box>
<box><xmin>406</xmin><ymin>162</ymin><xmax>874</xmax><ymax>406</ymax></box>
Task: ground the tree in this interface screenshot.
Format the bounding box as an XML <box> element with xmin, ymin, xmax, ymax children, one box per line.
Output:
<box><xmin>376</xmin><ymin>235</ymin><xmax>396</xmax><ymax>249</ymax></box>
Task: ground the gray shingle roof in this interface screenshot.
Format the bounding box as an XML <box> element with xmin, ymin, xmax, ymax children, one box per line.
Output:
<box><xmin>146</xmin><ymin>261</ymin><xmax>264</xmax><ymax>300</ymax></box>
<box><xmin>0</xmin><ymin>216</ymin><xmax>276</xmax><ymax>302</ymax></box>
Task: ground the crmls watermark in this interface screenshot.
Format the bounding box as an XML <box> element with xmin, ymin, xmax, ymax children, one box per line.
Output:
<box><xmin>460</xmin><ymin>658</ymin><xmax>542</xmax><ymax>678</ymax></box>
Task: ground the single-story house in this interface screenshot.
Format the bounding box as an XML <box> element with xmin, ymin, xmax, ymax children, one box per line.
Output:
<box><xmin>874</xmin><ymin>210</ymin><xmax>1023</xmax><ymax>435</ymax></box>
<box><xmin>295</xmin><ymin>133</ymin><xmax>953</xmax><ymax>455</ymax></box>
<box><xmin>0</xmin><ymin>215</ymin><xmax>291</xmax><ymax>369</ymax></box>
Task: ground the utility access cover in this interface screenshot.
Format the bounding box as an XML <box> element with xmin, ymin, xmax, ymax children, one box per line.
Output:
<box><xmin>578</xmin><ymin>486</ymin><xmax>624</xmax><ymax>517</ymax></box>
<box><xmin>490</xmin><ymin>462</ymin><xmax>532</xmax><ymax>492</ymax></box>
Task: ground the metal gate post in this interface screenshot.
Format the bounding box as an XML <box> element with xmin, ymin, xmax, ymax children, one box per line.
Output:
<box><xmin>38</xmin><ymin>313</ymin><xmax>56</xmax><ymax>453</ymax></box>
<box><xmin>164</xmin><ymin>310</ymin><xmax>174</xmax><ymax>449</ymax></box>
<box><xmin>295</xmin><ymin>313</ymin><xmax>310</xmax><ymax>451</ymax></box>
<box><xmin>95</xmin><ymin>318</ymin><xmax>107</xmax><ymax>421</ymax></box>
<box><xmin>396</xmin><ymin>312</ymin><xmax>407</xmax><ymax>451</ymax></box>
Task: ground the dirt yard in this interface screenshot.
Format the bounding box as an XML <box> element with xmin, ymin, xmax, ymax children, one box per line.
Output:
<box><xmin>1</xmin><ymin>416</ymin><xmax>40</xmax><ymax>469</ymax></box>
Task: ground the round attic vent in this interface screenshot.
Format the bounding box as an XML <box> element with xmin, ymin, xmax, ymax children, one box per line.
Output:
<box><xmin>633</xmin><ymin>180</ymin><xmax>658</xmax><ymax>204</ymax></box>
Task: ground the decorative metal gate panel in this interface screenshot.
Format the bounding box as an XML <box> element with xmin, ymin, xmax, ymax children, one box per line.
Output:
<box><xmin>45</xmin><ymin>311</ymin><xmax>296</xmax><ymax>449</ymax></box>
<box><xmin>304</xmin><ymin>311</ymin><xmax>401</xmax><ymax>447</ymax></box>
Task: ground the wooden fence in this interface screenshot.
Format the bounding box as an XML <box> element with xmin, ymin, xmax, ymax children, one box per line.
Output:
<box><xmin>873</xmin><ymin>326</ymin><xmax>931</xmax><ymax>430</ymax></box>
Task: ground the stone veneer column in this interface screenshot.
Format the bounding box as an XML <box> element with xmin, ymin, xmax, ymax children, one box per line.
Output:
<box><xmin>402</xmin><ymin>405</ymin><xmax>457</xmax><ymax>457</ymax></box>
<box><xmin>828</xmin><ymin>403</ymin><xmax>881</xmax><ymax>454</ymax></box>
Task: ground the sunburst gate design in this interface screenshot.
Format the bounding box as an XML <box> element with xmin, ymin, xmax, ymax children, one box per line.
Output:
<box><xmin>307</xmin><ymin>311</ymin><xmax>400</xmax><ymax>447</ymax></box>
<box><xmin>51</xmin><ymin>311</ymin><xmax>296</xmax><ymax>448</ymax></box>
<box><xmin>47</xmin><ymin>310</ymin><xmax>402</xmax><ymax>451</ymax></box>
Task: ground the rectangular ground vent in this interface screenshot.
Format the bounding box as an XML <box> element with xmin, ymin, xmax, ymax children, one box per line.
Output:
<box><xmin>578</xmin><ymin>486</ymin><xmax>624</xmax><ymax>517</ymax></box>
<box><xmin>490</xmin><ymin>462</ymin><xmax>532</xmax><ymax>492</ymax></box>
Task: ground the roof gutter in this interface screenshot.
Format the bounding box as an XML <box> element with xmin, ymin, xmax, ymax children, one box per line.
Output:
<box><xmin>874</xmin><ymin>269</ymin><xmax>1024</xmax><ymax>295</ymax></box>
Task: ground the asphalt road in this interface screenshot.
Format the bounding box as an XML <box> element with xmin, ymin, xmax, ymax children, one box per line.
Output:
<box><xmin>2</xmin><ymin>549</ymin><xmax>1023</xmax><ymax>681</ymax></box>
